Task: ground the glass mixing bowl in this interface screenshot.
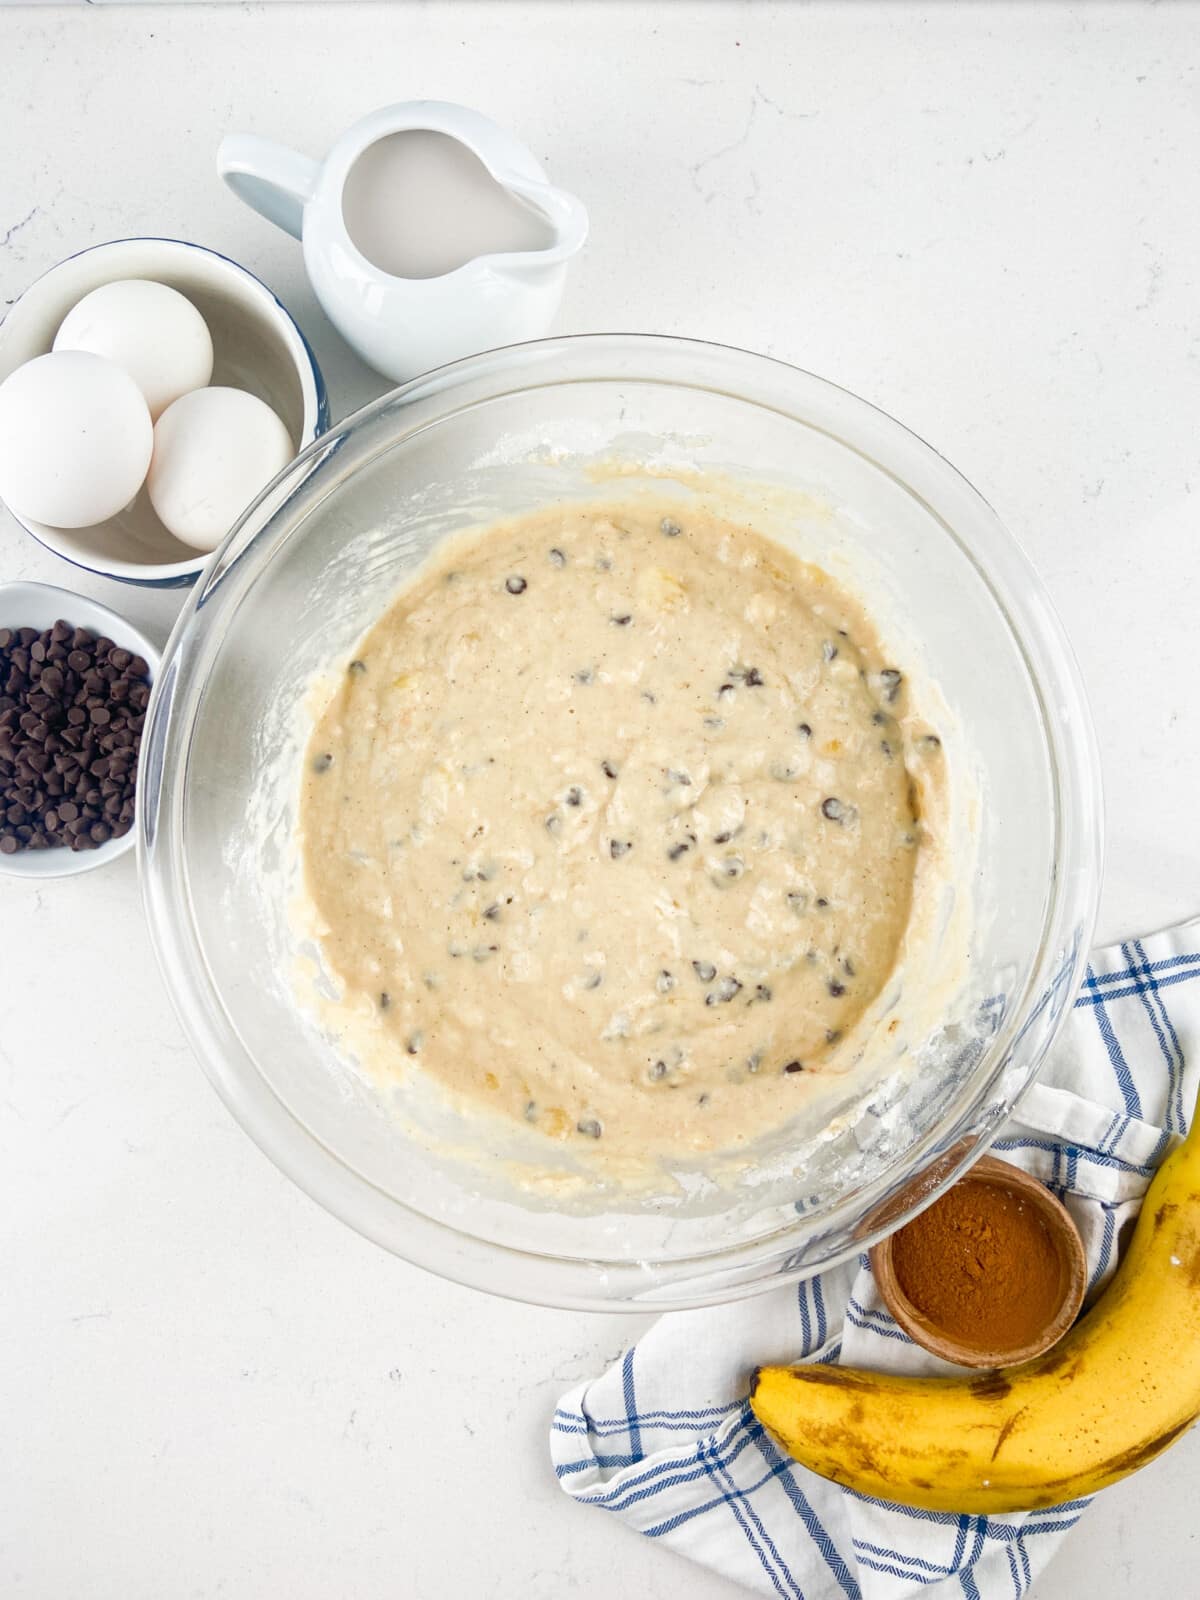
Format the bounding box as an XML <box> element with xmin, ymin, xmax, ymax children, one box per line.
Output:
<box><xmin>139</xmin><ymin>334</ymin><xmax>1102</xmax><ymax>1310</ymax></box>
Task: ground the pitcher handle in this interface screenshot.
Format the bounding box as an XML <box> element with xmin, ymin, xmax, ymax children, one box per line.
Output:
<box><xmin>217</xmin><ymin>134</ymin><xmax>319</xmax><ymax>241</ymax></box>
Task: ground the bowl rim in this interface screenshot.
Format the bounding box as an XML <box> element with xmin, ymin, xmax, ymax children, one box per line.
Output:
<box><xmin>0</xmin><ymin>579</ymin><xmax>160</xmax><ymax>878</ymax></box>
<box><xmin>138</xmin><ymin>331</ymin><xmax>1104</xmax><ymax>1309</ymax></box>
<box><xmin>0</xmin><ymin>235</ymin><xmax>330</xmax><ymax>589</ymax></box>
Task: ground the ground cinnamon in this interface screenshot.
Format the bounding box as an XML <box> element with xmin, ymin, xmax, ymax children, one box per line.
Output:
<box><xmin>890</xmin><ymin>1177</ymin><xmax>1064</xmax><ymax>1348</ymax></box>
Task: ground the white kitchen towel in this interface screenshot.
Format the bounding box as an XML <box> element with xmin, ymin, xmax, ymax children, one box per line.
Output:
<box><xmin>552</xmin><ymin>918</ymin><xmax>1200</xmax><ymax>1600</ymax></box>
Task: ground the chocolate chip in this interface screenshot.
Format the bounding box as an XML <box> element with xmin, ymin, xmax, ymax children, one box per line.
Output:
<box><xmin>743</xmin><ymin>667</ymin><xmax>763</xmax><ymax>687</ymax></box>
<box><xmin>577</xmin><ymin>1118</ymin><xmax>603</xmax><ymax>1139</ymax></box>
<box><xmin>379</xmin><ymin>992</ymin><xmax>391</xmax><ymax>1009</ymax></box>
<box><xmin>348</xmin><ymin>659</ymin><xmax>367</xmax><ymax>675</ymax></box>
<box><xmin>565</xmin><ymin>785</ymin><xmax>583</xmax><ymax>807</ymax></box>
<box><xmin>821</xmin><ymin>797</ymin><xmax>850</xmax><ymax>823</ymax></box>
<box><xmin>609</xmin><ymin>838</ymin><xmax>632</xmax><ymax>859</ymax></box>
<box><xmin>705</xmin><ymin>976</ymin><xmax>742</xmax><ymax>1005</ymax></box>
<box><xmin>692</xmin><ymin>960</ymin><xmax>717</xmax><ymax>983</ymax></box>
<box><xmin>921</xmin><ymin>733</ymin><xmax>942</xmax><ymax>751</ymax></box>
<box><xmin>611</xmin><ymin>613</ymin><xmax>632</xmax><ymax>627</ymax></box>
<box><xmin>405</xmin><ymin>1031</ymin><xmax>423</xmax><ymax>1055</ymax></box>
<box><xmin>822</xmin><ymin>641</ymin><xmax>838</xmax><ymax>662</ymax></box>
<box><xmin>754</xmin><ymin>984</ymin><xmax>773</xmax><ymax>1003</ymax></box>
<box><xmin>797</xmin><ymin>722</ymin><xmax>812</xmax><ymax>739</ymax></box>
<box><xmin>828</xmin><ymin>979</ymin><xmax>846</xmax><ymax>998</ymax></box>
<box><xmin>505</xmin><ymin>575</ymin><xmax>527</xmax><ymax>595</ymax></box>
<box><xmin>660</xmin><ymin>518</ymin><xmax>681</xmax><ymax>536</ymax></box>
<box><xmin>312</xmin><ymin>753</ymin><xmax>333</xmax><ymax>774</ymax></box>
<box><xmin>601</xmin><ymin>759</ymin><xmax>618</xmax><ymax>780</ymax></box>
<box><xmin>649</xmin><ymin>1059</ymin><xmax>669</xmax><ymax>1081</ymax></box>
<box><xmin>880</xmin><ymin>669</ymin><xmax>903</xmax><ymax>702</ymax></box>
<box><xmin>656</xmin><ymin>969</ymin><xmax>676</xmax><ymax>994</ymax></box>
<box><xmin>548</xmin><ymin>547</ymin><xmax>566</xmax><ymax>566</ymax></box>
<box><xmin>667</xmin><ymin>841</ymin><xmax>691</xmax><ymax>860</ymax></box>
<box><xmin>783</xmin><ymin>1060</ymin><xmax>805</xmax><ymax>1074</ymax></box>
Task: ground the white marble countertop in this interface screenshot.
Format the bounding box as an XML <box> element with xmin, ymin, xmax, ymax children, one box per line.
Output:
<box><xmin>2</xmin><ymin>3</ymin><xmax>1198</xmax><ymax>1595</ymax></box>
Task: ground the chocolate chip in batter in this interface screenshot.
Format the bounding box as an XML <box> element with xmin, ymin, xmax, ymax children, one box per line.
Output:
<box><xmin>880</xmin><ymin>668</ymin><xmax>903</xmax><ymax>702</ymax></box>
<box><xmin>348</xmin><ymin>659</ymin><xmax>367</xmax><ymax>675</ymax></box>
<box><xmin>584</xmin><ymin>971</ymin><xmax>603</xmax><ymax>990</ymax></box>
<box><xmin>565</xmin><ymin>785</ymin><xmax>583</xmax><ymax>807</ymax></box>
<box><xmin>524</xmin><ymin>1100</ymin><xmax>539</xmax><ymax>1121</ymax></box>
<box><xmin>666</xmin><ymin>768</ymin><xmax>691</xmax><ymax>787</ymax></box>
<box><xmin>312</xmin><ymin>752</ymin><xmax>333</xmax><ymax>774</ymax></box>
<box><xmin>600</xmin><ymin>758</ymin><xmax>618</xmax><ymax>780</ymax></box>
<box><xmin>483</xmin><ymin>903</ymin><xmax>501</xmax><ymax>921</ymax></box>
<box><xmin>921</xmin><ymin>733</ymin><xmax>942</xmax><ymax>751</ymax></box>
<box><xmin>573</xmin><ymin>666</ymin><xmax>595</xmax><ymax>685</ymax></box>
<box><xmin>405</xmin><ymin>1031</ymin><xmax>423</xmax><ymax>1055</ymax></box>
<box><xmin>577</xmin><ymin>1117</ymin><xmax>603</xmax><ymax>1139</ymax></box>
<box><xmin>754</xmin><ymin>984</ymin><xmax>773</xmax><ymax>1003</ymax></box>
<box><xmin>656</xmin><ymin>969</ymin><xmax>676</xmax><ymax>994</ymax></box>
<box><xmin>692</xmin><ymin>960</ymin><xmax>717</xmax><ymax>983</ymax></box>
<box><xmin>611</xmin><ymin>613</ymin><xmax>632</xmax><ymax>627</ymax></box>
<box><xmin>713</xmin><ymin>856</ymin><xmax>743</xmax><ymax>882</ymax></box>
<box><xmin>704</xmin><ymin>716</ymin><xmax>724</xmax><ymax>731</ymax></box>
<box><xmin>743</xmin><ymin>666</ymin><xmax>764</xmax><ymax>687</ymax></box>
<box><xmin>822</xmin><ymin>641</ymin><xmax>838</xmax><ymax>662</ymax></box>
<box><xmin>667</xmin><ymin>840</ymin><xmax>692</xmax><ymax>861</ymax></box>
<box><xmin>505</xmin><ymin>575</ymin><xmax>528</xmax><ymax>595</ymax></box>
<box><xmin>548</xmin><ymin>547</ymin><xmax>566</xmax><ymax>567</ymax></box>
<box><xmin>609</xmin><ymin>838</ymin><xmax>632</xmax><ymax>858</ymax></box>
<box><xmin>786</xmin><ymin>891</ymin><xmax>808</xmax><ymax>914</ymax></box>
<box><xmin>783</xmin><ymin>1060</ymin><xmax>805</xmax><ymax>1074</ymax></box>
<box><xmin>797</xmin><ymin>722</ymin><xmax>812</xmax><ymax>739</ymax></box>
<box><xmin>545</xmin><ymin>812</ymin><xmax>562</xmax><ymax>834</ymax></box>
<box><xmin>828</xmin><ymin>979</ymin><xmax>847</xmax><ymax>998</ymax></box>
<box><xmin>706</xmin><ymin>976</ymin><xmax>742</xmax><ymax>1005</ymax></box>
<box><xmin>660</xmin><ymin>518</ymin><xmax>682</xmax><ymax>537</ymax></box>
<box><xmin>825</xmin><ymin>1028</ymin><xmax>842</xmax><ymax>1045</ymax></box>
<box><xmin>379</xmin><ymin>992</ymin><xmax>391</xmax><ymax>1010</ymax></box>
<box><xmin>648</xmin><ymin>1059</ymin><xmax>669</xmax><ymax>1082</ymax></box>
<box><xmin>821</xmin><ymin>797</ymin><xmax>854</xmax><ymax>823</ymax></box>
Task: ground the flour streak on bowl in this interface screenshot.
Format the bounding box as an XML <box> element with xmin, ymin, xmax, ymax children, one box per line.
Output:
<box><xmin>0</xmin><ymin>238</ymin><xmax>328</xmax><ymax>588</ymax></box>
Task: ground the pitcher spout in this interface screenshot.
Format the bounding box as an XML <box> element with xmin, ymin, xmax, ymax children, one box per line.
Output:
<box><xmin>498</xmin><ymin>178</ymin><xmax>589</xmax><ymax>269</ymax></box>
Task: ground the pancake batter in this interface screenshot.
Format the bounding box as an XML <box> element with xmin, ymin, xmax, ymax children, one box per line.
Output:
<box><xmin>299</xmin><ymin>502</ymin><xmax>945</xmax><ymax>1160</ymax></box>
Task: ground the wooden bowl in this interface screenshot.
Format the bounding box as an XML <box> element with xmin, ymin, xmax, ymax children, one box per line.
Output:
<box><xmin>869</xmin><ymin>1155</ymin><xmax>1088</xmax><ymax>1369</ymax></box>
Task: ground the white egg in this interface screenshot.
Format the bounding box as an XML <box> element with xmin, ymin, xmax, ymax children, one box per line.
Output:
<box><xmin>147</xmin><ymin>387</ymin><xmax>293</xmax><ymax>554</ymax></box>
<box><xmin>54</xmin><ymin>279</ymin><xmax>214</xmax><ymax>421</ymax></box>
<box><xmin>0</xmin><ymin>351</ymin><xmax>153</xmax><ymax>529</ymax></box>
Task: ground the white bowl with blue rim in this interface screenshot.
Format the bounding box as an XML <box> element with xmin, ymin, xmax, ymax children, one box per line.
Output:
<box><xmin>0</xmin><ymin>580</ymin><xmax>161</xmax><ymax>878</ymax></box>
<box><xmin>0</xmin><ymin>238</ymin><xmax>329</xmax><ymax>588</ymax></box>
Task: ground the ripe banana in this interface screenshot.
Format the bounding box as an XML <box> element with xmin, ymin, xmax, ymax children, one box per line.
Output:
<box><xmin>750</xmin><ymin>1091</ymin><xmax>1200</xmax><ymax>1512</ymax></box>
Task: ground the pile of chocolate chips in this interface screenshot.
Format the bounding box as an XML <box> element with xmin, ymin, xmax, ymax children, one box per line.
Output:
<box><xmin>0</xmin><ymin>621</ymin><xmax>151</xmax><ymax>856</ymax></box>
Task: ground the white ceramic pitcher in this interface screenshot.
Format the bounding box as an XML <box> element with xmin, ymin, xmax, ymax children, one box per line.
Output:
<box><xmin>218</xmin><ymin>102</ymin><xmax>588</xmax><ymax>383</ymax></box>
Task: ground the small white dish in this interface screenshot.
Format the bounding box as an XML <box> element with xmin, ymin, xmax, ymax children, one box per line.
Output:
<box><xmin>0</xmin><ymin>238</ymin><xmax>329</xmax><ymax>588</ymax></box>
<box><xmin>0</xmin><ymin>581</ymin><xmax>160</xmax><ymax>879</ymax></box>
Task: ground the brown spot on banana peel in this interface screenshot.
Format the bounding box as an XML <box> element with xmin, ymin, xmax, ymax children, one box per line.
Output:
<box><xmin>969</xmin><ymin>1372</ymin><xmax>1013</xmax><ymax>1401</ymax></box>
<box><xmin>989</xmin><ymin>1405</ymin><xmax>1028</xmax><ymax>1461</ymax></box>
